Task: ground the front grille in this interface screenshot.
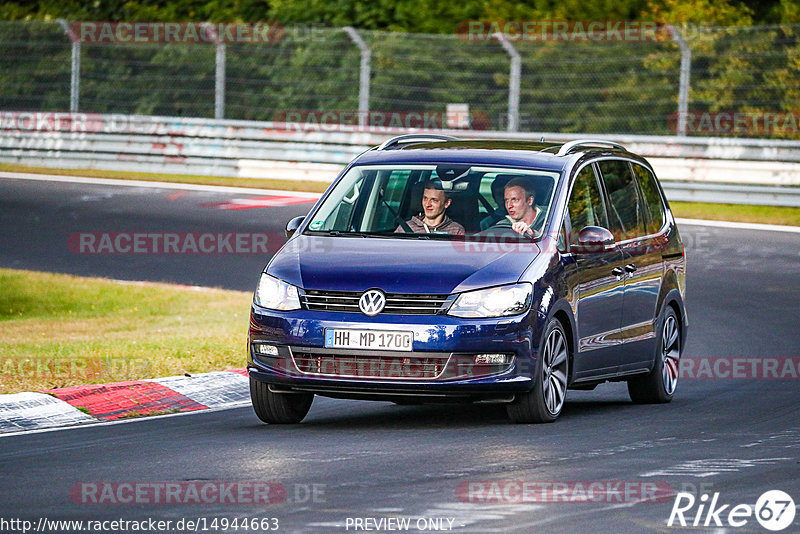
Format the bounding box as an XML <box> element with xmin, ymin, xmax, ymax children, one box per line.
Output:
<box><xmin>300</xmin><ymin>290</ymin><xmax>450</xmax><ymax>315</ymax></box>
<box><xmin>291</xmin><ymin>349</ymin><xmax>451</xmax><ymax>380</ymax></box>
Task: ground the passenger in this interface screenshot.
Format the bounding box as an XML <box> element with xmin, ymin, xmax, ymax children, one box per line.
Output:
<box><xmin>492</xmin><ymin>178</ymin><xmax>545</xmax><ymax>237</ymax></box>
<box><xmin>396</xmin><ymin>181</ymin><xmax>465</xmax><ymax>236</ymax></box>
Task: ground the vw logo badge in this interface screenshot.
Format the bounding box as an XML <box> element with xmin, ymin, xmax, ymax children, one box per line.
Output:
<box><xmin>359</xmin><ymin>289</ymin><xmax>386</xmax><ymax>316</ymax></box>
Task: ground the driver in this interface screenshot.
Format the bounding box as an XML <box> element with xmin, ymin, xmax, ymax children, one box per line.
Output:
<box><xmin>396</xmin><ymin>181</ymin><xmax>465</xmax><ymax>235</ymax></box>
<box><xmin>492</xmin><ymin>178</ymin><xmax>545</xmax><ymax>237</ymax></box>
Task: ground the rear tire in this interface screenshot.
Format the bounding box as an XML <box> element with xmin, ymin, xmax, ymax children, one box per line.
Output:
<box><xmin>506</xmin><ymin>318</ymin><xmax>569</xmax><ymax>424</ymax></box>
<box><xmin>250</xmin><ymin>377</ymin><xmax>314</xmax><ymax>424</ymax></box>
<box><xmin>627</xmin><ymin>307</ymin><xmax>681</xmax><ymax>404</ymax></box>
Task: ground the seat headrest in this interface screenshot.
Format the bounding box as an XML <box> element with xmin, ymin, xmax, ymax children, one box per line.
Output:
<box><xmin>496</xmin><ymin>174</ymin><xmax>554</xmax><ymax>205</ymax></box>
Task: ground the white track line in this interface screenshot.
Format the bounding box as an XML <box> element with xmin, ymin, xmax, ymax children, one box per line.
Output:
<box><xmin>2</xmin><ymin>172</ymin><xmax>797</xmax><ymax>232</ymax></box>
<box><xmin>0</xmin><ymin>171</ymin><xmax>323</xmax><ymax>198</ymax></box>
<box><xmin>675</xmin><ymin>217</ymin><xmax>800</xmax><ymax>233</ymax></box>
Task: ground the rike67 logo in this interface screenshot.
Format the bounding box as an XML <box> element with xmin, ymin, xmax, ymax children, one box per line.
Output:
<box><xmin>668</xmin><ymin>490</ymin><xmax>795</xmax><ymax>531</ymax></box>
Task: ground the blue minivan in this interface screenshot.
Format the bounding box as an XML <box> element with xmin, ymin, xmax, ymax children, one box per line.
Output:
<box><xmin>247</xmin><ymin>135</ymin><xmax>687</xmax><ymax>424</ymax></box>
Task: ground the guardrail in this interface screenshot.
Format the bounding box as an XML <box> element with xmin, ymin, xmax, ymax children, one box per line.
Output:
<box><xmin>661</xmin><ymin>182</ymin><xmax>800</xmax><ymax>207</ymax></box>
<box><xmin>1</xmin><ymin>113</ymin><xmax>799</xmax><ymax>205</ymax></box>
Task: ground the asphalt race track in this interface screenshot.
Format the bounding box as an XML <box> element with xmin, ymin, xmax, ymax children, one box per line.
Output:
<box><xmin>1</xmin><ymin>175</ymin><xmax>799</xmax><ymax>533</ymax></box>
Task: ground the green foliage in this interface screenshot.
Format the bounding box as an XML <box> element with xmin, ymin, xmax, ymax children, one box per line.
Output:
<box><xmin>0</xmin><ymin>1</ymin><xmax>798</xmax><ymax>137</ymax></box>
<box><xmin>79</xmin><ymin>42</ymin><xmax>216</xmax><ymax>116</ymax></box>
<box><xmin>0</xmin><ymin>22</ymin><xmax>71</xmax><ymax>111</ymax></box>
<box><xmin>646</xmin><ymin>0</ymin><xmax>754</xmax><ymax>26</ymax></box>
<box><xmin>225</xmin><ymin>29</ymin><xmax>361</xmax><ymax>120</ymax></box>
<box><xmin>3</xmin><ymin>0</ymin><xmax>788</xmax><ymax>28</ymax></box>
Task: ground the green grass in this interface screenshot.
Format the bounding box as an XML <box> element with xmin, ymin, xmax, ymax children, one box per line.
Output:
<box><xmin>0</xmin><ymin>268</ymin><xmax>252</xmax><ymax>394</ymax></box>
<box><xmin>670</xmin><ymin>201</ymin><xmax>800</xmax><ymax>227</ymax></box>
<box><xmin>0</xmin><ymin>163</ymin><xmax>332</xmax><ymax>193</ymax></box>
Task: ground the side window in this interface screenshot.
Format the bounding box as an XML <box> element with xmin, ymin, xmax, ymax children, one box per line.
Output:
<box><xmin>597</xmin><ymin>160</ymin><xmax>646</xmax><ymax>240</ymax></box>
<box><xmin>384</xmin><ymin>170</ymin><xmax>411</xmax><ymax>207</ymax></box>
<box><xmin>318</xmin><ymin>172</ymin><xmax>366</xmax><ymax>231</ymax></box>
<box><xmin>557</xmin><ymin>215</ymin><xmax>568</xmax><ymax>252</ymax></box>
<box><xmin>567</xmin><ymin>164</ymin><xmax>608</xmax><ymax>245</ymax></box>
<box><xmin>371</xmin><ymin>169</ymin><xmax>412</xmax><ymax>231</ymax></box>
<box><xmin>631</xmin><ymin>163</ymin><xmax>667</xmax><ymax>235</ymax></box>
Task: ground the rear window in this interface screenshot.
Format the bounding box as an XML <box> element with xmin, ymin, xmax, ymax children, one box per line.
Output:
<box><xmin>631</xmin><ymin>163</ymin><xmax>667</xmax><ymax>235</ymax></box>
<box><xmin>597</xmin><ymin>160</ymin><xmax>646</xmax><ymax>241</ymax></box>
<box><xmin>567</xmin><ymin>164</ymin><xmax>609</xmax><ymax>244</ymax></box>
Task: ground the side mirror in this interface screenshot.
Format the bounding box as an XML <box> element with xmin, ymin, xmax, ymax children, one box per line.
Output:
<box><xmin>284</xmin><ymin>216</ymin><xmax>305</xmax><ymax>239</ymax></box>
<box><xmin>571</xmin><ymin>226</ymin><xmax>616</xmax><ymax>254</ymax></box>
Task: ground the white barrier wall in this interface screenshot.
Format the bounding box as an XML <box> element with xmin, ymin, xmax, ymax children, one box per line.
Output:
<box><xmin>1</xmin><ymin>113</ymin><xmax>799</xmax><ymax>204</ymax></box>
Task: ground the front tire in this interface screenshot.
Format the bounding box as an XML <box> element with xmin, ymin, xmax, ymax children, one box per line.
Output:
<box><xmin>627</xmin><ymin>307</ymin><xmax>681</xmax><ymax>404</ymax></box>
<box><xmin>250</xmin><ymin>377</ymin><xmax>314</xmax><ymax>424</ymax></box>
<box><xmin>506</xmin><ymin>318</ymin><xmax>569</xmax><ymax>424</ymax></box>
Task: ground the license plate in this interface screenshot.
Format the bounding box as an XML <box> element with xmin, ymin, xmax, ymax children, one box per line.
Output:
<box><xmin>324</xmin><ymin>328</ymin><xmax>413</xmax><ymax>351</ymax></box>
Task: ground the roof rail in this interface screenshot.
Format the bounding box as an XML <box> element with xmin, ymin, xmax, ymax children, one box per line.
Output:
<box><xmin>556</xmin><ymin>139</ymin><xmax>626</xmax><ymax>157</ymax></box>
<box><xmin>377</xmin><ymin>134</ymin><xmax>459</xmax><ymax>151</ymax></box>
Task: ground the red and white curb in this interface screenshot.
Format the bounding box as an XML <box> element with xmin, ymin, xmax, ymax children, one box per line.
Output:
<box><xmin>0</xmin><ymin>369</ymin><xmax>249</xmax><ymax>434</ymax></box>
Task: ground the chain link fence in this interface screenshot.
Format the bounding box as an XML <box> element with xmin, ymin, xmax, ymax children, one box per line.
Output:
<box><xmin>1</xmin><ymin>21</ymin><xmax>798</xmax><ymax>137</ymax></box>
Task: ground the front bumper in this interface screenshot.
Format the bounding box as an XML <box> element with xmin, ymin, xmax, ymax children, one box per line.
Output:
<box><xmin>248</xmin><ymin>305</ymin><xmax>539</xmax><ymax>399</ymax></box>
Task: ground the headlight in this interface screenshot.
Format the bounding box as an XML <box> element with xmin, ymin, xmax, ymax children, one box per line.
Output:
<box><xmin>447</xmin><ymin>283</ymin><xmax>532</xmax><ymax>318</ymax></box>
<box><xmin>254</xmin><ymin>273</ymin><xmax>301</xmax><ymax>311</ymax></box>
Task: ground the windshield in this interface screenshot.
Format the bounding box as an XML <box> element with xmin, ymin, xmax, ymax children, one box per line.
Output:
<box><xmin>305</xmin><ymin>164</ymin><xmax>560</xmax><ymax>240</ymax></box>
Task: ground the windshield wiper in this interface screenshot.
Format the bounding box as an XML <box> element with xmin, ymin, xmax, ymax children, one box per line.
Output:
<box><xmin>312</xmin><ymin>230</ymin><xmax>454</xmax><ymax>240</ymax></box>
<box><xmin>315</xmin><ymin>230</ymin><xmax>403</xmax><ymax>238</ymax></box>
<box><xmin>312</xmin><ymin>230</ymin><xmax>368</xmax><ymax>237</ymax></box>
<box><xmin>391</xmin><ymin>232</ymin><xmax>457</xmax><ymax>240</ymax></box>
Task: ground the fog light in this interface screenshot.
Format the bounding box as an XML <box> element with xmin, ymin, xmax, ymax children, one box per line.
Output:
<box><xmin>254</xmin><ymin>343</ymin><xmax>279</xmax><ymax>357</ymax></box>
<box><xmin>474</xmin><ymin>353</ymin><xmax>512</xmax><ymax>365</ymax></box>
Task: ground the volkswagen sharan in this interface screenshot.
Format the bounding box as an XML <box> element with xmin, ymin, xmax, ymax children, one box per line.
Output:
<box><xmin>247</xmin><ymin>135</ymin><xmax>687</xmax><ymax>424</ymax></box>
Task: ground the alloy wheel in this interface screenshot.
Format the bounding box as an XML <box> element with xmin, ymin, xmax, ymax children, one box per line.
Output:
<box><xmin>661</xmin><ymin>314</ymin><xmax>681</xmax><ymax>395</ymax></box>
<box><xmin>542</xmin><ymin>327</ymin><xmax>569</xmax><ymax>415</ymax></box>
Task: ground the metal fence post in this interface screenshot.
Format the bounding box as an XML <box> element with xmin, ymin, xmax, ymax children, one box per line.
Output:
<box><xmin>215</xmin><ymin>43</ymin><xmax>226</xmax><ymax>119</ymax></box>
<box><xmin>495</xmin><ymin>34</ymin><xmax>520</xmax><ymax>132</ymax></box>
<box><xmin>343</xmin><ymin>27</ymin><xmax>371</xmax><ymax>128</ymax></box>
<box><xmin>670</xmin><ymin>26</ymin><xmax>692</xmax><ymax>137</ymax></box>
<box><xmin>200</xmin><ymin>23</ymin><xmax>227</xmax><ymax>120</ymax></box>
<box><xmin>56</xmin><ymin>19</ymin><xmax>80</xmax><ymax>113</ymax></box>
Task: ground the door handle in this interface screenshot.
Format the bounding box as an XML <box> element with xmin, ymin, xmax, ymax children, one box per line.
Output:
<box><xmin>611</xmin><ymin>267</ymin><xmax>625</xmax><ymax>277</ymax></box>
<box><xmin>624</xmin><ymin>263</ymin><xmax>637</xmax><ymax>273</ymax></box>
